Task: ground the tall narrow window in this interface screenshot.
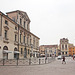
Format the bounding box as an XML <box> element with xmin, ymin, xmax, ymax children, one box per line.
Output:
<box><xmin>20</xmin><ymin>18</ymin><xmax>22</xmax><ymax>25</ymax></box>
<box><xmin>27</xmin><ymin>37</ymin><xmax>28</xmax><ymax>44</ymax></box>
<box><xmin>24</xmin><ymin>21</ymin><xmax>25</xmax><ymax>28</ymax></box>
<box><xmin>20</xmin><ymin>33</ymin><xmax>21</xmax><ymax>43</ymax></box>
<box><xmin>30</xmin><ymin>36</ymin><xmax>31</xmax><ymax>45</ymax></box>
<box><xmin>15</xmin><ymin>26</ymin><xmax>17</xmax><ymax>30</ymax></box>
<box><xmin>5</xmin><ymin>20</ymin><xmax>8</xmax><ymax>25</ymax></box>
<box><xmin>21</xmin><ymin>48</ymin><xmax>23</xmax><ymax>54</ymax></box>
<box><xmin>65</xmin><ymin>45</ymin><xmax>67</xmax><ymax>50</ymax></box>
<box><xmin>5</xmin><ymin>30</ymin><xmax>7</xmax><ymax>39</ymax></box>
<box><xmin>27</xmin><ymin>24</ymin><xmax>29</xmax><ymax>30</ymax></box>
<box><xmin>15</xmin><ymin>34</ymin><xmax>17</xmax><ymax>41</ymax></box>
<box><xmin>62</xmin><ymin>45</ymin><xmax>64</xmax><ymax>50</ymax></box>
<box><xmin>24</xmin><ymin>36</ymin><xmax>25</xmax><ymax>43</ymax></box>
<box><xmin>28</xmin><ymin>49</ymin><xmax>29</xmax><ymax>54</ymax></box>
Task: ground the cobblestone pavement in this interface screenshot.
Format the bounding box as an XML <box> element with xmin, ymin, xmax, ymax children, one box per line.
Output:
<box><xmin>0</xmin><ymin>57</ymin><xmax>75</xmax><ymax>75</ymax></box>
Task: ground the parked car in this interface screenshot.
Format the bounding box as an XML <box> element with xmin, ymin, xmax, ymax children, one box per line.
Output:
<box><xmin>57</xmin><ymin>55</ymin><xmax>62</xmax><ymax>60</ymax></box>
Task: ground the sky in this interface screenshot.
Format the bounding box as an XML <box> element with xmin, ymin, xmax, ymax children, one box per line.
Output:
<box><xmin>0</xmin><ymin>0</ymin><xmax>75</xmax><ymax>45</ymax></box>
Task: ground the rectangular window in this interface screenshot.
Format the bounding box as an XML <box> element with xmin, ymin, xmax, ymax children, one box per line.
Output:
<box><xmin>21</xmin><ymin>48</ymin><xmax>23</xmax><ymax>54</ymax></box>
<box><xmin>24</xmin><ymin>36</ymin><xmax>25</xmax><ymax>43</ymax></box>
<box><xmin>24</xmin><ymin>21</ymin><xmax>25</xmax><ymax>28</ymax></box>
<box><xmin>65</xmin><ymin>45</ymin><xmax>67</xmax><ymax>50</ymax></box>
<box><xmin>20</xmin><ymin>34</ymin><xmax>21</xmax><ymax>43</ymax></box>
<box><xmin>62</xmin><ymin>45</ymin><xmax>64</xmax><ymax>50</ymax></box>
<box><xmin>5</xmin><ymin>20</ymin><xmax>8</xmax><ymax>25</ymax></box>
<box><xmin>27</xmin><ymin>37</ymin><xmax>28</xmax><ymax>44</ymax></box>
<box><xmin>5</xmin><ymin>30</ymin><xmax>7</xmax><ymax>39</ymax></box>
<box><xmin>15</xmin><ymin>34</ymin><xmax>17</xmax><ymax>41</ymax></box>
<box><xmin>30</xmin><ymin>36</ymin><xmax>31</xmax><ymax>45</ymax></box>
<box><xmin>28</xmin><ymin>49</ymin><xmax>29</xmax><ymax>54</ymax></box>
<box><xmin>27</xmin><ymin>24</ymin><xmax>29</xmax><ymax>30</ymax></box>
<box><xmin>15</xmin><ymin>26</ymin><xmax>17</xmax><ymax>30</ymax></box>
<box><xmin>20</xmin><ymin>18</ymin><xmax>22</xmax><ymax>25</ymax></box>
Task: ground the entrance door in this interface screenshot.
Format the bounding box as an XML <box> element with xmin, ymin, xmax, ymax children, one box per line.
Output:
<box><xmin>24</xmin><ymin>48</ymin><xmax>27</xmax><ymax>58</ymax></box>
<box><xmin>3</xmin><ymin>46</ymin><xmax>8</xmax><ymax>59</ymax></box>
<box><xmin>14</xmin><ymin>48</ymin><xmax>19</xmax><ymax>59</ymax></box>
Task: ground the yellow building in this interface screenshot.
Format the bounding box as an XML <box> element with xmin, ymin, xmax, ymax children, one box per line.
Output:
<box><xmin>69</xmin><ymin>46</ymin><xmax>75</xmax><ymax>56</ymax></box>
<box><xmin>0</xmin><ymin>10</ymin><xmax>40</xmax><ymax>59</ymax></box>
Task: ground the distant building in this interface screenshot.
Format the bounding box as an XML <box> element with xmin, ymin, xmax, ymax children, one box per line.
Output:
<box><xmin>39</xmin><ymin>45</ymin><xmax>58</xmax><ymax>57</ymax></box>
<box><xmin>69</xmin><ymin>46</ymin><xmax>75</xmax><ymax>56</ymax></box>
<box><xmin>60</xmin><ymin>38</ymin><xmax>69</xmax><ymax>56</ymax></box>
<box><xmin>0</xmin><ymin>10</ymin><xmax>40</xmax><ymax>59</ymax></box>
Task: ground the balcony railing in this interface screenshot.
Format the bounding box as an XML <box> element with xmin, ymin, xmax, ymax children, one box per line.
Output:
<box><xmin>3</xmin><ymin>37</ymin><xmax>9</xmax><ymax>43</ymax></box>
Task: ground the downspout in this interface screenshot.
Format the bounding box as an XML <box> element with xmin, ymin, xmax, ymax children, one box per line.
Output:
<box><xmin>18</xmin><ymin>24</ymin><xmax>19</xmax><ymax>59</ymax></box>
<box><xmin>0</xmin><ymin>14</ymin><xmax>2</xmax><ymax>36</ymax></box>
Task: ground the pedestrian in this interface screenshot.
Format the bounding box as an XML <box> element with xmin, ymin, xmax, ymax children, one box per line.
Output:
<box><xmin>62</xmin><ymin>56</ymin><xmax>66</xmax><ymax>64</ymax></box>
<box><xmin>73</xmin><ymin>56</ymin><xmax>74</xmax><ymax>60</ymax></box>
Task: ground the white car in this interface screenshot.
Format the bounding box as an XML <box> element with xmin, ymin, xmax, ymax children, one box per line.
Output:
<box><xmin>73</xmin><ymin>55</ymin><xmax>75</xmax><ymax>58</ymax></box>
<box><xmin>57</xmin><ymin>55</ymin><xmax>62</xmax><ymax>60</ymax></box>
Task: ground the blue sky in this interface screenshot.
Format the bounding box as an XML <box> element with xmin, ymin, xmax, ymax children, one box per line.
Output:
<box><xmin>0</xmin><ymin>0</ymin><xmax>75</xmax><ymax>45</ymax></box>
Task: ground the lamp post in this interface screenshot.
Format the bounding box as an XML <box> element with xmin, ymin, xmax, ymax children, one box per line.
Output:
<box><xmin>45</xmin><ymin>48</ymin><xmax>47</xmax><ymax>59</ymax></box>
<box><xmin>31</xmin><ymin>44</ymin><xmax>33</xmax><ymax>58</ymax></box>
<box><xmin>17</xmin><ymin>24</ymin><xmax>19</xmax><ymax>59</ymax></box>
<box><xmin>24</xmin><ymin>43</ymin><xmax>27</xmax><ymax>58</ymax></box>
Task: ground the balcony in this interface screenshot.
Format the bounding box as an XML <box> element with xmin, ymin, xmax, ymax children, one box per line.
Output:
<box><xmin>3</xmin><ymin>37</ymin><xmax>9</xmax><ymax>43</ymax></box>
<box><xmin>4</xmin><ymin>25</ymin><xmax>9</xmax><ymax>30</ymax></box>
<box><xmin>14</xmin><ymin>30</ymin><xmax>18</xmax><ymax>34</ymax></box>
<box><xmin>14</xmin><ymin>41</ymin><xmax>18</xmax><ymax>45</ymax></box>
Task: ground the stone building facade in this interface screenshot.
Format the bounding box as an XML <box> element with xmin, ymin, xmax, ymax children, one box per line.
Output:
<box><xmin>60</xmin><ymin>38</ymin><xmax>69</xmax><ymax>56</ymax></box>
<box><xmin>0</xmin><ymin>10</ymin><xmax>40</xmax><ymax>59</ymax></box>
<box><xmin>39</xmin><ymin>45</ymin><xmax>58</xmax><ymax>57</ymax></box>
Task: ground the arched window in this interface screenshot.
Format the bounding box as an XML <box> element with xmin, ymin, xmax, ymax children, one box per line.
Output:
<box><xmin>3</xmin><ymin>46</ymin><xmax>8</xmax><ymax>50</ymax></box>
<box><xmin>3</xmin><ymin>46</ymin><xmax>8</xmax><ymax>59</ymax></box>
<box><xmin>14</xmin><ymin>47</ymin><xmax>17</xmax><ymax>51</ymax></box>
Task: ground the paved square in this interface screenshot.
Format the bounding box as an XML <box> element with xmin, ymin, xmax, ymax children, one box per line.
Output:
<box><xmin>0</xmin><ymin>57</ymin><xmax>75</xmax><ymax>75</ymax></box>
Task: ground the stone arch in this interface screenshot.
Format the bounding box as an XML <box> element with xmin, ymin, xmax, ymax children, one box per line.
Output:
<box><xmin>3</xmin><ymin>46</ymin><xmax>8</xmax><ymax>59</ymax></box>
<box><xmin>14</xmin><ymin>47</ymin><xmax>19</xmax><ymax>59</ymax></box>
<box><xmin>14</xmin><ymin>47</ymin><xmax>17</xmax><ymax>51</ymax></box>
<box><xmin>3</xmin><ymin>46</ymin><xmax>8</xmax><ymax>50</ymax></box>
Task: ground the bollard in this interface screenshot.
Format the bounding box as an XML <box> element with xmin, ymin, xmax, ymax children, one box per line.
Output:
<box><xmin>17</xmin><ymin>58</ymin><xmax>18</xmax><ymax>66</ymax></box>
<box><xmin>45</xmin><ymin>58</ymin><xmax>47</xmax><ymax>64</ymax></box>
<box><xmin>3</xmin><ymin>59</ymin><xmax>5</xmax><ymax>66</ymax></box>
<box><xmin>29</xmin><ymin>58</ymin><xmax>31</xmax><ymax>65</ymax></box>
<box><xmin>39</xmin><ymin>59</ymin><xmax>41</xmax><ymax>65</ymax></box>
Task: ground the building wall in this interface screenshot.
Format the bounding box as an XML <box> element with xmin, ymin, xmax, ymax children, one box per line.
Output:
<box><xmin>0</xmin><ymin>10</ymin><xmax>40</xmax><ymax>59</ymax></box>
<box><xmin>39</xmin><ymin>45</ymin><xmax>58</xmax><ymax>57</ymax></box>
<box><xmin>60</xmin><ymin>38</ymin><xmax>69</xmax><ymax>56</ymax></box>
<box><xmin>0</xmin><ymin>14</ymin><xmax>18</xmax><ymax>59</ymax></box>
<box><xmin>69</xmin><ymin>47</ymin><xmax>75</xmax><ymax>56</ymax></box>
<box><xmin>0</xmin><ymin>15</ymin><xmax>2</xmax><ymax>36</ymax></box>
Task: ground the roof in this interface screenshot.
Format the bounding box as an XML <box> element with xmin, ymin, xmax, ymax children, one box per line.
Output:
<box><xmin>40</xmin><ymin>45</ymin><xmax>58</xmax><ymax>48</ymax></box>
<box><xmin>6</xmin><ymin>10</ymin><xmax>31</xmax><ymax>22</ymax></box>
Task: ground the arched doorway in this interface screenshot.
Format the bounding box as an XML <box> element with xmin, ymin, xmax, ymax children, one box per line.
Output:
<box><xmin>14</xmin><ymin>47</ymin><xmax>19</xmax><ymax>59</ymax></box>
<box><xmin>3</xmin><ymin>46</ymin><xmax>8</xmax><ymax>59</ymax></box>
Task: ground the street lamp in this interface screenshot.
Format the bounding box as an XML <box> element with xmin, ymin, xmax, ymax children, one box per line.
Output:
<box><xmin>45</xmin><ymin>48</ymin><xmax>47</xmax><ymax>59</ymax></box>
<box><xmin>24</xmin><ymin>43</ymin><xmax>27</xmax><ymax>58</ymax></box>
<box><xmin>31</xmin><ymin>44</ymin><xmax>33</xmax><ymax>58</ymax></box>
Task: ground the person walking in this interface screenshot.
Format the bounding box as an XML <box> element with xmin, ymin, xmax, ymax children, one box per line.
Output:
<box><xmin>62</xmin><ymin>56</ymin><xmax>66</xmax><ymax>64</ymax></box>
<box><xmin>73</xmin><ymin>56</ymin><xmax>74</xmax><ymax>60</ymax></box>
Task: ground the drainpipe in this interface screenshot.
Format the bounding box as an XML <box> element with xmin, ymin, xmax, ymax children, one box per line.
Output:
<box><xmin>18</xmin><ymin>24</ymin><xmax>19</xmax><ymax>59</ymax></box>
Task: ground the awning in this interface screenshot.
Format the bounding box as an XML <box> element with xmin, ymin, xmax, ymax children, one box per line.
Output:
<box><xmin>14</xmin><ymin>51</ymin><xmax>20</xmax><ymax>54</ymax></box>
<box><xmin>41</xmin><ymin>54</ymin><xmax>45</xmax><ymax>55</ymax></box>
<box><xmin>3</xmin><ymin>50</ymin><xmax>12</xmax><ymax>53</ymax></box>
